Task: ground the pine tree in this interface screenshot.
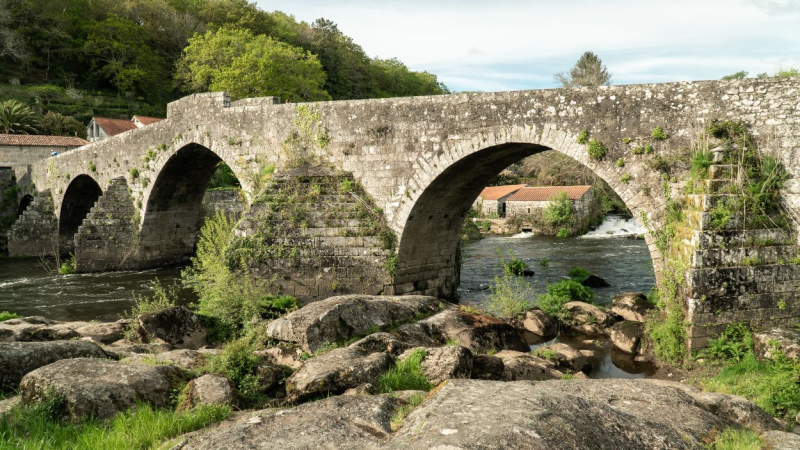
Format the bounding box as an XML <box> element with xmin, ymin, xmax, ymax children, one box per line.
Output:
<box><xmin>555</xmin><ymin>51</ymin><xmax>612</xmax><ymax>88</ymax></box>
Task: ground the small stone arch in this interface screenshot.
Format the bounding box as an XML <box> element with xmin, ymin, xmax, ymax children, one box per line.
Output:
<box><xmin>392</xmin><ymin>141</ymin><xmax>660</xmax><ymax>297</ymax></box>
<box><xmin>59</xmin><ymin>175</ymin><xmax>103</xmax><ymax>255</ymax></box>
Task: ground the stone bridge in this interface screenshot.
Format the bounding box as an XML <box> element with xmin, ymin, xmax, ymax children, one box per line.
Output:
<box><xmin>8</xmin><ymin>77</ymin><xmax>800</xmax><ymax>348</ymax></box>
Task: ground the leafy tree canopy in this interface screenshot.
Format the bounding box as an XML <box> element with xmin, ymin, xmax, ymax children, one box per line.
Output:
<box><xmin>555</xmin><ymin>51</ymin><xmax>612</xmax><ymax>88</ymax></box>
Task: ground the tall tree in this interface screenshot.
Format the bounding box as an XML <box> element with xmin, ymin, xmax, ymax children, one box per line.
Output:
<box><xmin>555</xmin><ymin>51</ymin><xmax>612</xmax><ymax>88</ymax></box>
<box><xmin>0</xmin><ymin>100</ymin><xmax>39</xmax><ymax>134</ymax></box>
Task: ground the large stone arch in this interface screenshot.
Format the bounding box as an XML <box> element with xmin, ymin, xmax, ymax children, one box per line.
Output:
<box><xmin>394</xmin><ymin>139</ymin><xmax>661</xmax><ymax>296</ymax></box>
<box><xmin>59</xmin><ymin>174</ymin><xmax>102</xmax><ymax>255</ymax></box>
<box><xmin>136</xmin><ymin>142</ymin><xmax>251</xmax><ymax>267</ymax></box>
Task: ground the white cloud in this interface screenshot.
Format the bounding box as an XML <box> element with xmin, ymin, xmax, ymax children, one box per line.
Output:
<box><xmin>256</xmin><ymin>0</ymin><xmax>800</xmax><ymax>91</ymax></box>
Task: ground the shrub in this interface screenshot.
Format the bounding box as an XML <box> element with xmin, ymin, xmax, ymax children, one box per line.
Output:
<box><xmin>631</xmin><ymin>146</ymin><xmax>645</xmax><ymax>155</ymax></box>
<box><xmin>567</xmin><ymin>266</ymin><xmax>590</xmax><ymax>280</ymax></box>
<box><xmin>543</xmin><ymin>192</ymin><xmax>574</xmax><ymax>228</ymax></box>
<box><xmin>576</xmin><ymin>129</ymin><xmax>589</xmax><ymax>144</ymax></box>
<box><xmin>377</xmin><ymin>349</ymin><xmax>432</xmax><ymax>392</ymax></box>
<box><xmin>645</xmin><ymin>303</ymin><xmax>687</xmax><ymax>364</ymax></box>
<box><xmin>615</xmin><ymin>158</ymin><xmax>625</xmax><ymax>167</ymax></box>
<box><xmin>535</xmin><ymin>279</ymin><xmax>594</xmax><ymax>320</ymax></box>
<box><xmin>501</xmin><ymin>250</ymin><xmax>529</xmax><ymax>276</ymax></box>
<box><xmin>586</xmin><ymin>138</ymin><xmax>607</xmax><ymax>160</ymax></box>
<box><xmin>690</xmin><ymin>150</ymin><xmax>714</xmax><ymax>179</ymax></box>
<box><xmin>123</xmin><ymin>279</ymin><xmax>179</xmax><ymax>340</ymax></box>
<box><xmin>59</xmin><ymin>254</ymin><xmax>75</xmax><ymax>275</ymax></box>
<box><xmin>700</xmin><ymin>323</ymin><xmax>753</xmax><ymax>362</ymax></box>
<box><xmin>129</xmin><ymin>168</ymin><xmax>140</xmax><ymax>179</ymax></box>
<box><xmin>651</xmin><ymin>127</ymin><xmax>668</xmax><ymax>140</ymax></box>
<box><xmin>203</xmin><ymin>336</ymin><xmax>267</xmax><ymax>405</ymax></box>
<box><xmin>484</xmin><ymin>274</ymin><xmax>533</xmax><ymax>319</ymax></box>
<box><xmin>338</xmin><ymin>179</ymin><xmax>353</xmax><ymax>193</ymax></box>
<box><xmin>0</xmin><ymin>311</ymin><xmax>18</xmax><ymax>322</ymax></box>
<box><xmin>556</xmin><ymin>228</ymin><xmax>570</xmax><ymax>238</ymax></box>
<box><xmin>620</xmin><ymin>174</ymin><xmax>631</xmax><ymax>184</ymax></box>
<box><xmin>88</xmin><ymin>162</ymin><xmax>96</xmax><ymax>172</ymax></box>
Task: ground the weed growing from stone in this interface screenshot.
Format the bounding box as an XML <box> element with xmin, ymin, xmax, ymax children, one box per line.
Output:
<box><xmin>586</xmin><ymin>138</ymin><xmax>607</xmax><ymax>160</ymax></box>
<box><xmin>651</xmin><ymin>127</ymin><xmax>668</xmax><ymax>141</ymax></box>
<box><xmin>389</xmin><ymin>393</ymin><xmax>425</xmax><ymax>431</ymax></box>
<box><xmin>0</xmin><ymin>311</ymin><xmax>18</xmax><ymax>322</ymax></box>
<box><xmin>58</xmin><ymin>253</ymin><xmax>75</xmax><ymax>275</ymax></box>
<box><xmin>499</xmin><ymin>249</ymin><xmax>528</xmax><ymax>276</ymax></box>
<box><xmin>576</xmin><ymin>129</ymin><xmax>589</xmax><ymax>145</ymax></box>
<box><xmin>377</xmin><ymin>349</ymin><xmax>432</xmax><ymax>393</ymax></box>
<box><xmin>203</xmin><ymin>335</ymin><xmax>268</xmax><ymax>406</ymax></box>
<box><xmin>532</xmin><ymin>348</ymin><xmax>558</xmax><ymax>361</ymax></box>
<box><xmin>567</xmin><ymin>267</ymin><xmax>590</xmax><ymax>281</ymax></box>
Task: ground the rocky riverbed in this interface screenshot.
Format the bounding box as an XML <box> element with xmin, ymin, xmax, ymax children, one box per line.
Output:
<box><xmin>1</xmin><ymin>294</ymin><xmax>799</xmax><ymax>449</ymax></box>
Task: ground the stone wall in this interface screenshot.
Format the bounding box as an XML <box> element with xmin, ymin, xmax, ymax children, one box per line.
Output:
<box><xmin>505</xmin><ymin>190</ymin><xmax>600</xmax><ymax>235</ymax></box>
<box><xmin>199</xmin><ymin>189</ymin><xmax>246</xmax><ymax>225</ymax></box>
<box><xmin>7</xmin><ymin>190</ymin><xmax>58</xmax><ymax>257</ymax></box>
<box><xmin>0</xmin><ymin>167</ymin><xmax>17</xmax><ymax>254</ymax></box>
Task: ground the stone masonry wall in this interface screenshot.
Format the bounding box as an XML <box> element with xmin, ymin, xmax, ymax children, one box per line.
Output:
<box><xmin>7</xmin><ymin>190</ymin><xmax>58</xmax><ymax>257</ymax></box>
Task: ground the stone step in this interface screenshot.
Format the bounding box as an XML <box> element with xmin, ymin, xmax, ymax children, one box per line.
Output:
<box><xmin>683</xmin><ymin>227</ymin><xmax>795</xmax><ymax>250</ymax></box>
<box><xmin>705</xmin><ymin>179</ymin><xmax>738</xmax><ymax>193</ymax></box>
<box><xmin>685</xmin><ymin>210</ymin><xmax>744</xmax><ymax>231</ymax></box>
<box><xmin>709</xmin><ymin>164</ymin><xmax>738</xmax><ymax>179</ymax></box>
<box><xmin>684</xmin><ymin>194</ymin><xmax>738</xmax><ymax>212</ymax></box>
<box><xmin>692</xmin><ymin>245</ymin><xmax>800</xmax><ymax>268</ymax></box>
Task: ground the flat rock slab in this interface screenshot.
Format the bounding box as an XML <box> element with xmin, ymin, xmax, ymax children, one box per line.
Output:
<box><xmin>181</xmin><ymin>395</ymin><xmax>397</xmax><ymax>450</ymax></box>
<box><xmin>286</xmin><ymin>346</ymin><xmax>393</xmax><ymax>402</ymax></box>
<box><xmin>390</xmin><ymin>379</ymin><xmax>781</xmax><ymax>449</ymax></box>
<box><xmin>266</xmin><ymin>295</ymin><xmax>442</xmax><ymax>353</ymax></box>
<box><xmin>0</xmin><ymin>340</ymin><xmax>109</xmax><ymax>391</ymax></box>
<box><xmin>399</xmin><ymin>346</ymin><xmax>473</xmax><ymax>385</ymax></box>
<box><xmin>20</xmin><ymin>358</ymin><xmax>186</xmax><ymax>422</ymax></box>
<box><xmin>137</xmin><ymin>307</ymin><xmax>208</xmax><ymax>349</ymax></box>
<box><xmin>122</xmin><ymin>349</ymin><xmax>206</xmax><ymax>370</ymax></box>
<box><xmin>0</xmin><ymin>317</ymin><xmax>124</xmax><ymax>344</ymax></box>
<box><xmin>753</xmin><ymin>328</ymin><xmax>800</xmax><ymax>362</ymax></box>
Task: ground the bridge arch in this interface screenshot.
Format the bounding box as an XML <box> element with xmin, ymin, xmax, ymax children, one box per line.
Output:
<box><xmin>136</xmin><ymin>142</ymin><xmax>249</xmax><ymax>267</ymax></box>
<box><xmin>392</xmin><ymin>139</ymin><xmax>659</xmax><ymax>298</ymax></box>
<box><xmin>59</xmin><ymin>175</ymin><xmax>103</xmax><ymax>255</ymax></box>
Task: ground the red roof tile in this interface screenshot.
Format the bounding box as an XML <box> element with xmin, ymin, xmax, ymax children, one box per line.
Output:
<box><xmin>94</xmin><ymin>117</ymin><xmax>137</xmax><ymax>136</ymax></box>
<box><xmin>132</xmin><ymin>115</ymin><xmax>164</xmax><ymax>125</ymax></box>
<box><xmin>507</xmin><ymin>186</ymin><xmax>591</xmax><ymax>202</ymax></box>
<box><xmin>0</xmin><ymin>134</ymin><xmax>89</xmax><ymax>147</ymax></box>
<box><xmin>478</xmin><ymin>184</ymin><xmax>527</xmax><ymax>200</ymax></box>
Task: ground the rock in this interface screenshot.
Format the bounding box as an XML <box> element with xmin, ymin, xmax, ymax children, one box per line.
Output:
<box><xmin>392</xmin><ymin>321</ymin><xmax>444</xmax><ymax>348</ymax></box>
<box><xmin>763</xmin><ymin>430</ymin><xmax>800</xmax><ymax>450</ymax></box>
<box><xmin>0</xmin><ymin>396</ymin><xmax>21</xmax><ymax>419</ymax></box>
<box><xmin>383</xmin><ymin>390</ymin><xmax>427</xmax><ymax>403</ymax></box>
<box><xmin>540</xmin><ymin>343</ymin><xmax>591</xmax><ymax>372</ymax></box>
<box><xmin>349</xmin><ymin>332</ymin><xmax>411</xmax><ymax>356</ymax></box>
<box><xmin>103</xmin><ymin>341</ymin><xmax>173</xmax><ymax>359</ymax></box>
<box><xmin>73</xmin><ymin>322</ymin><xmax>124</xmax><ymax>344</ymax></box>
<box><xmin>522</xmin><ymin>269</ymin><xmax>535</xmax><ymax>277</ymax></box>
<box><xmin>256</xmin><ymin>363</ymin><xmax>293</xmax><ymax>395</ymax></box>
<box><xmin>20</xmin><ymin>358</ymin><xmax>187</xmax><ymax>422</ymax></box>
<box><xmin>405</xmin><ymin>307</ymin><xmax>529</xmax><ymax>354</ymax></box>
<box><xmin>390</xmin><ymin>379</ymin><xmax>782</xmax><ymax>449</ymax></box>
<box><xmin>123</xmin><ymin>349</ymin><xmax>206</xmax><ymax>370</ymax></box>
<box><xmin>522</xmin><ymin>309</ymin><xmax>558</xmax><ymax>338</ymax></box>
<box><xmin>753</xmin><ymin>328</ymin><xmax>800</xmax><ymax>362</ymax></box>
<box><xmin>0</xmin><ymin>340</ymin><xmax>109</xmax><ymax>391</ymax></box>
<box><xmin>285</xmin><ymin>347</ymin><xmax>393</xmax><ymax>402</ymax></box>
<box><xmin>254</xmin><ymin>345</ymin><xmax>304</xmax><ymax>370</ymax></box>
<box><xmin>581</xmin><ymin>274</ymin><xmax>610</xmax><ymax>287</ymax></box>
<box><xmin>470</xmin><ymin>355</ymin><xmax>505</xmax><ymax>381</ymax></box>
<box><xmin>177</xmin><ymin>374</ymin><xmax>234</xmax><ymax>412</ymax></box>
<box><xmin>181</xmin><ymin>395</ymin><xmax>398</xmax><ymax>450</ymax></box>
<box><xmin>0</xmin><ymin>317</ymin><xmax>78</xmax><ymax>342</ymax></box>
<box><xmin>343</xmin><ymin>383</ymin><xmax>377</xmax><ymax>396</ymax></box>
<box><xmin>797</xmin><ymin>410</ymin><xmax>800</xmax><ymax>425</ymax></box>
<box><xmin>563</xmin><ymin>301</ymin><xmax>615</xmax><ymax>335</ymax></box>
<box><xmin>495</xmin><ymin>350</ymin><xmax>565</xmax><ymax>381</ymax></box>
<box><xmin>611</xmin><ymin>292</ymin><xmax>654</xmax><ymax>323</ymax></box>
<box><xmin>266</xmin><ymin>295</ymin><xmax>442</xmax><ymax>353</ymax></box>
<box><xmin>399</xmin><ymin>346</ymin><xmax>473</xmax><ymax>385</ymax></box>
<box><xmin>137</xmin><ymin>307</ymin><xmax>208</xmax><ymax>349</ymax></box>
<box><xmin>609</xmin><ymin>321</ymin><xmax>645</xmax><ymax>354</ymax></box>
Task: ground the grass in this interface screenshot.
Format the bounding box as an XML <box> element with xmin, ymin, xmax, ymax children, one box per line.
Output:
<box><xmin>0</xmin><ymin>400</ymin><xmax>229</xmax><ymax>450</ymax></box>
<box><xmin>535</xmin><ymin>278</ymin><xmax>594</xmax><ymax>321</ymax></box>
<box><xmin>532</xmin><ymin>348</ymin><xmax>558</xmax><ymax>361</ymax></box>
<box><xmin>377</xmin><ymin>349</ymin><xmax>432</xmax><ymax>393</ymax></box>
<box><xmin>202</xmin><ymin>334</ymin><xmax>267</xmax><ymax>406</ymax></box>
<box><xmin>0</xmin><ymin>311</ymin><xmax>18</xmax><ymax>322</ymax></box>
<box><xmin>389</xmin><ymin>393</ymin><xmax>425</xmax><ymax>431</ymax></box>
<box><xmin>645</xmin><ymin>303</ymin><xmax>687</xmax><ymax>364</ymax></box>
<box><xmin>484</xmin><ymin>273</ymin><xmax>533</xmax><ymax>319</ymax></box>
<box><xmin>704</xmin><ymin>428</ymin><xmax>765</xmax><ymax>450</ymax></box>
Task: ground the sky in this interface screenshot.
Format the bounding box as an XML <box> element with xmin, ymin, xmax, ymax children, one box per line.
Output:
<box><xmin>256</xmin><ymin>0</ymin><xmax>800</xmax><ymax>92</ymax></box>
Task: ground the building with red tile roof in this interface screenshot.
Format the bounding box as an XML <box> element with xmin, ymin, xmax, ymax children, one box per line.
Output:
<box><xmin>87</xmin><ymin>115</ymin><xmax>164</xmax><ymax>142</ymax></box>
<box><xmin>506</xmin><ymin>185</ymin><xmax>600</xmax><ymax>235</ymax></box>
<box><xmin>475</xmin><ymin>184</ymin><xmax>527</xmax><ymax>217</ymax></box>
<box><xmin>0</xmin><ymin>133</ymin><xmax>89</xmax><ymax>169</ymax></box>
<box><xmin>506</xmin><ymin>185</ymin><xmax>591</xmax><ymax>202</ymax></box>
<box><xmin>132</xmin><ymin>115</ymin><xmax>164</xmax><ymax>127</ymax></box>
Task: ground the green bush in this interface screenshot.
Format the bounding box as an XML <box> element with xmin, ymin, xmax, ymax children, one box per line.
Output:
<box><xmin>567</xmin><ymin>267</ymin><xmax>590</xmax><ymax>281</ymax></box>
<box><xmin>615</xmin><ymin>158</ymin><xmax>625</xmax><ymax>167</ymax></box>
<box><xmin>576</xmin><ymin>129</ymin><xmax>589</xmax><ymax>145</ymax></box>
<box><xmin>651</xmin><ymin>127</ymin><xmax>668</xmax><ymax>140</ymax></box>
<box><xmin>501</xmin><ymin>250</ymin><xmax>529</xmax><ymax>276</ymax></box>
<box><xmin>377</xmin><ymin>349</ymin><xmax>432</xmax><ymax>392</ymax></box>
<box><xmin>535</xmin><ymin>279</ymin><xmax>594</xmax><ymax>320</ymax></box>
<box><xmin>645</xmin><ymin>303</ymin><xmax>687</xmax><ymax>364</ymax></box>
<box><xmin>690</xmin><ymin>150</ymin><xmax>714</xmax><ymax>179</ymax></box>
<box><xmin>556</xmin><ymin>227</ymin><xmax>570</xmax><ymax>238</ymax></box>
<box><xmin>59</xmin><ymin>254</ymin><xmax>75</xmax><ymax>275</ymax></box>
<box><xmin>699</xmin><ymin>323</ymin><xmax>753</xmax><ymax>362</ymax></box>
<box><xmin>484</xmin><ymin>273</ymin><xmax>533</xmax><ymax>319</ymax></box>
<box><xmin>203</xmin><ymin>335</ymin><xmax>267</xmax><ymax>405</ymax></box>
<box><xmin>0</xmin><ymin>400</ymin><xmax>229</xmax><ymax>450</ymax></box>
<box><xmin>586</xmin><ymin>138</ymin><xmax>607</xmax><ymax>160</ymax></box>
<box><xmin>0</xmin><ymin>311</ymin><xmax>18</xmax><ymax>322</ymax></box>
<box><xmin>543</xmin><ymin>191</ymin><xmax>575</xmax><ymax>228</ymax></box>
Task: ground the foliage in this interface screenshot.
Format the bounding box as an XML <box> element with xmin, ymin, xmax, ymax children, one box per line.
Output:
<box><xmin>721</xmin><ymin>71</ymin><xmax>748</xmax><ymax>81</ymax></box>
<box><xmin>567</xmin><ymin>266</ymin><xmax>590</xmax><ymax>281</ymax></box>
<box><xmin>699</xmin><ymin>323</ymin><xmax>754</xmax><ymax>362</ymax></box>
<box><xmin>500</xmin><ymin>250</ymin><xmax>529</xmax><ymax>276</ymax></box>
<box><xmin>703</xmin><ymin>428</ymin><xmax>764</xmax><ymax>450</ymax></box>
<box><xmin>38</xmin><ymin>112</ymin><xmax>86</xmax><ymax>138</ymax></box>
<box><xmin>0</xmin><ymin>99</ymin><xmax>38</xmax><ymax>134</ymax></box>
<box><xmin>651</xmin><ymin>127</ymin><xmax>668</xmax><ymax>140</ymax></box>
<box><xmin>58</xmin><ymin>253</ymin><xmax>75</xmax><ymax>275</ymax></box>
<box><xmin>532</xmin><ymin>348</ymin><xmax>559</xmax><ymax>361</ymax></box>
<box><xmin>390</xmin><ymin>393</ymin><xmax>425</xmax><ymax>431</ymax></box>
<box><xmin>542</xmin><ymin>191</ymin><xmax>575</xmax><ymax>228</ymax></box>
<box><xmin>208</xmin><ymin>163</ymin><xmax>240</xmax><ymax>189</ymax></box>
<box><xmin>645</xmin><ymin>300</ymin><xmax>687</xmax><ymax>364</ymax></box>
<box><xmin>0</xmin><ymin>311</ymin><xmax>18</xmax><ymax>322</ymax></box>
<box><xmin>615</xmin><ymin>158</ymin><xmax>624</xmax><ymax>167</ymax></box>
<box><xmin>554</xmin><ymin>51</ymin><xmax>612</xmax><ymax>88</ymax></box>
<box><xmin>127</xmin><ymin>279</ymin><xmax>178</xmax><ymax>318</ymax></box>
<box><xmin>576</xmin><ymin>129</ymin><xmax>589</xmax><ymax>144</ymax></box>
<box><xmin>690</xmin><ymin>150</ymin><xmax>714</xmax><ymax>179</ymax></box>
<box><xmin>485</xmin><ymin>273</ymin><xmax>533</xmax><ymax>319</ymax></box>
<box><xmin>535</xmin><ymin>279</ymin><xmax>594</xmax><ymax>321</ymax></box>
<box><xmin>620</xmin><ymin>174</ymin><xmax>631</xmax><ymax>184</ymax></box>
<box><xmin>586</xmin><ymin>138</ymin><xmax>607</xmax><ymax>160</ymax></box>
<box><xmin>377</xmin><ymin>349</ymin><xmax>432</xmax><ymax>393</ymax></box>
<box><xmin>0</xmin><ymin>400</ymin><xmax>229</xmax><ymax>450</ymax></box>
<box><xmin>556</xmin><ymin>227</ymin><xmax>570</xmax><ymax>238</ymax></box>
<box><xmin>203</xmin><ymin>333</ymin><xmax>268</xmax><ymax>405</ymax></box>
<box><xmin>775</xmin><ymin>68</ymin><xmax>799</xmax><ymax>78</ymax></box>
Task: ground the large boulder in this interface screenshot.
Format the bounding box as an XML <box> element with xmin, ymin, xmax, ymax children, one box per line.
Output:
<box><xmin>763</xmin><ymin>430</ymin><xmax>800</xmax><ymax>450</ymax></box>
<box><xmin>0</xmin><ymin>341</ymin><xmax>109</xmax><ymax>391</ymax></box>
<box><xmin>609</xmin><ymin>321</ymin><xmax>646</xmax><ymax>354</ymax></box>
<box><xmin>753</xmin><ymin>328</ymin><xmax>800</xmax><ymax>362</ymax></box>
<box><xmin>563</xmin><ymin>302</ymin><xmax>615</xmax><ymax>335</ymax></box>
<box><xmin>397</xmin><ymin>307</ymin><xmax>529</xmax><ymax>354</ymax></box>
<box><xmin>0</xmin><ymin>317</ymin><xmax>125</xmax><ymax>344</ymax></box>
<box><xmin>180</xmin><ymin>395</ymin><xmax>398</xmax><ymax>450</ymax></box>
<box><xmin>611</xmin><ymin>292</ymin><xmax>654</xmax><ymax>323</ymax></box>
<box><xmin>470</xmin><ymin>355</ymin><xmax>505</xmax><ymax>381</ymax></box>
<box><xmin>389</xmin><ymin>379</ymin><xmax>781</xmax><ymax>449</ymax></box>
<box><xmin>177</xmin><ymin>374</ymin><xmax>234</xmax><ymax>412</ymax></box>
<box><xmin>349</xmin><ymin>332</ymin><xmax>412</xmax><ymax>356</ymax></box>
<box><xmin>20</xmin><ymin>358</ymin><xmax>187</xmax><ymax>422</ymax></box>
<box><xmin>495</xmin><ymin>350</ymin><xmax>565</xmax><ymax>381</ymax></box>
<box><xmin>122</xmin><ymin>349</ymin><xmax>206</xmax><ymax>370</ymax></box>
<box><xmin>539</xmin><ymin>343</ymin><xmax>591</xmax><ymax>373</ymax></box>
<box><xmin>285</xmin><ymin>347</ymin><xmax>393</xmax><ymax>402</ymax></box>
<box><xmin>522</xmin><ymin>309</ymin><xmax>558</xmax><ymax>338</ymax></box>
<box><xmin>137</xmin><ymin>307</ymin><xmax>208</xmax><ymax>349</ymax></box>
<box><xmin>254</xmin><ymin>344</ymin><xmax>304</xmax><ymax>370</ymax></box>
<box><xmin>399</xmin><ymin>346</ymin><xmax>473</xmax><ymax>385</ymax></box>
<box><xmin>266</xmin><ymin>295</ymin><xmax>442</xmax><ymax>353</ymax></box>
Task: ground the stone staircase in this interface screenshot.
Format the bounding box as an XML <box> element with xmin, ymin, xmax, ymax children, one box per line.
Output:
<box><xmin>7</xmin><ymin>190</ymin><xmax>57</xmax><ymax>257</ymax></box>
<box><xmin>681</xmin><ymin>148</ymin><xmax>800</xmax><ymax>348</ymax></box>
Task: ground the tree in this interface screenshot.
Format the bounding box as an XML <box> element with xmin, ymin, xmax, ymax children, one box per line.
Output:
<box><xmin>0</xmin><ymin>100</ymin><xmax>39</xmax><ymax>134</ymax></box>
<box><xmin>555</xmin><ymin>51</ymin><xmax>612</xmax><ymax>88</ymax></box>
<box><xmin>177</xmin><ymin>27</ymin><xmax>331</xmax><ymax>101</ymax></box>
<box><xmin>722</xmin><ymin>71</ymin><xmax>748</xmax><ymax>80</ymax></box>
<box><xmin>775</xmin><ymin>68</ymin><xmax>800</xmax><ymax>78</ymax></box>
<box><xmin>371</xmin><ymin>58</ymin><xmax>449</xmax><ymax>97</ymax></box>
<box><xmin>39</xmin><ymin>111</ymin><xmax>86</xmax><ymax>138</ymax></box>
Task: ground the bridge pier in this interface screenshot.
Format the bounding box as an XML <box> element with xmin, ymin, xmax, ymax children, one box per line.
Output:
<box><xmin>7</xmin><ymin>190</ymin><xmax>58</xmax><ymax>258</ymax></box>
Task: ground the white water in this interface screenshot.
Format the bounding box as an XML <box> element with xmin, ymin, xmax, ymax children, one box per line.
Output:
<box><xmin>582</xmin><ymin>215</ymin><xmax>645</xmax><ymax>238</ymax></box>
<box><xmin>510</xmin><ymin>231</ymin><xmax>535</xmax><ymax>239</ymax></box>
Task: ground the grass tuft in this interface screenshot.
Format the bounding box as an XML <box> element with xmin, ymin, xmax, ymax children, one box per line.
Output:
<box><xmin>377</xmin><ymin>349</ymin><xmax>432</xmax><ymax>393</ymax></box>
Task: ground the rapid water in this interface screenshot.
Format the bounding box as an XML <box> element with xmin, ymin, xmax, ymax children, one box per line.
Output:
<box><xmin>582</xmin><ymin>214</ymin><xmax>645</xmax><ymax>238</ymax></box>
<box><xmin>0</xmin><ymin>258</ymin><xmax>194</xmax><ymax>321</ymax></box>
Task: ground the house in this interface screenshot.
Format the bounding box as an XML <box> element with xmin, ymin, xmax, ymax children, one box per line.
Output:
<box><xmin>0</xmin><ymin>134</ymin><xmax>89</xmax><ymax>169</ymax></box>
<box><xmin>474</xmin><ymin>184</ymin><xmax>527</xmax><ymax>217</ymax></box>
<box><xmin>87</xmin><ymin>115</ymin><xmax>164</xmax><ymax>142</ymax></box>
<box><xmin>506</xmin><ymin>185</ymin><xmax>600</xmax><ymax>234</ymax></box>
